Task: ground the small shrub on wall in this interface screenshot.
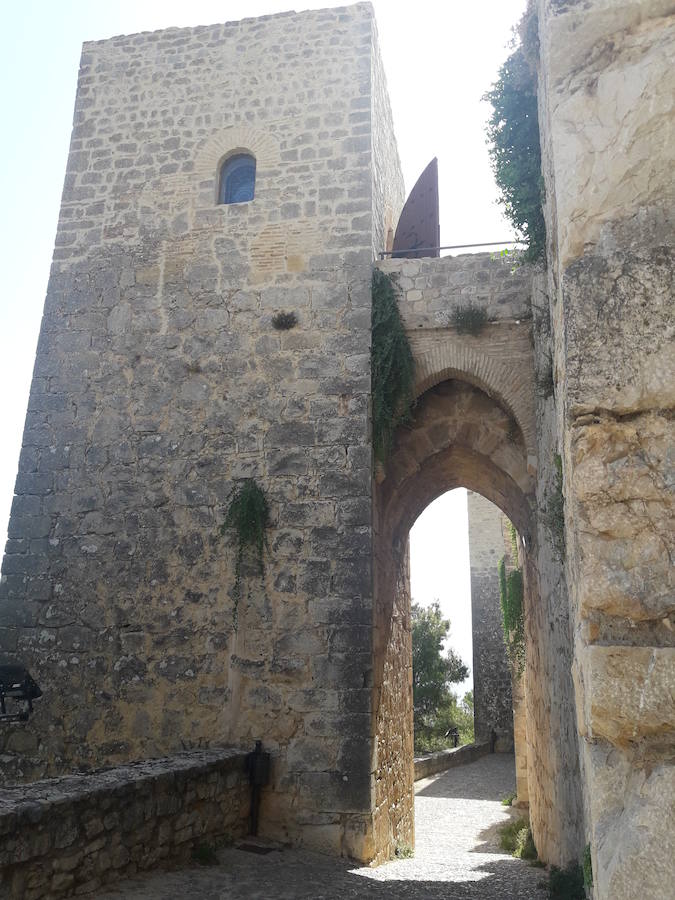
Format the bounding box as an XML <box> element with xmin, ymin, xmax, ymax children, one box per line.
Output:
<box><xmin>450</xmin><ymin>303</ymin><xmax>489</xmax><ymax>336</ymax></box>
<box><xmin>543</xmin><ymin>453</ymin><xmax>565</xmax><ymax>560</ymax></box>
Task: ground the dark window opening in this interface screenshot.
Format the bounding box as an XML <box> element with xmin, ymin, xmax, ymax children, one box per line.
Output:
<box><xmin>218</xmin><ymin>154</ymin><xmax>256</xmax><ymax>204</ymax></box>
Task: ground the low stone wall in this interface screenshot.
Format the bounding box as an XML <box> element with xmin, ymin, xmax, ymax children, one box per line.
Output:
<box><xmin>0</xmin><ymin>747</ymin><xmax>249</xmax><ymax>900</ymax></box>
<box><xmin>413</xmin><ymin>742</ymin><xmax>490</xmax><ymax>781</ymax></box>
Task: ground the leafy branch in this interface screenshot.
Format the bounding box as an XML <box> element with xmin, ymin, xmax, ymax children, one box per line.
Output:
<box><xmin>483</xmin><ymin>18</ymin><xmax>546</xmax><ymax>264</ymax></box>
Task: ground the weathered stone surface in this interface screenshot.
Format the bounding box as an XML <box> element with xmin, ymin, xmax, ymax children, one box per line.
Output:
<box><xmin>540</xmin><ymin>0</ymin><xmax>675</xmax><ymax>268</ymax></box>
<box><xmin>571</xmin><ymin>412</ymin><xmax>674</xmax><ymax>622</ymax></box>
<box><xmin>584</xmin><ymin>742</ymin><xmax>675</xmax><ymax>900</ymax></box>
<box><xmin>582</xmin><ymin>646</ymin><xmax>675</xmax><ymax>747</ymax></box>
<box><xmin>537</xmin><ymin>1</ymin><xmax>675</xmax><ymax>896</ymax></box>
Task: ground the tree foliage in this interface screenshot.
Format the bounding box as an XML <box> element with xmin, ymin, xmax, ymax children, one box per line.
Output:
<box><xmin>412</xmin><ymin>602</ymin><xmax>471</xmax><ymax>752</ymax></box>
<box><xmin>484</xmin><ymin>34</ymin><xmax>546</xmax><ymax>263</ymax></box>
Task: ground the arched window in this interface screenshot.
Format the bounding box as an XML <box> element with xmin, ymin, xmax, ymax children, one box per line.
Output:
<box><xmin>218</xmin><ymin>154</ymin><xmax>256</xmax><ymax>204</ymax></box>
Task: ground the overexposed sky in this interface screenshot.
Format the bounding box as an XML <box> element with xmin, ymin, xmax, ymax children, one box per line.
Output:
<box><xmin>0</xmin><ymin>1</ymin><xmax>527</xmax><ymax>672</ymax></box>
<box><xmin>410</xmin><ymin>488</ymin><xmax>473</xmax><ymax>694</ymax></box>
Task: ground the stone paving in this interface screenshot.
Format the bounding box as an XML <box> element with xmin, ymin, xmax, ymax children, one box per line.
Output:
<box><xmin>96</xmin><ymin>754</ymin><xmax>547</xmax><ymax>899</ymax></box>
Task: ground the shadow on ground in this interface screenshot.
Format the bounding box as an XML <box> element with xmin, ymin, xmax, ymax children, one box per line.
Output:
<box><xmin>96</xmin><ymin>756</ymin><xmax>547</xmax><ymax>899</ymax></box>
<box><xmin>97</xmin><ymin>846</ymin><xmax>547</xmax><ymax>899</ymax></box>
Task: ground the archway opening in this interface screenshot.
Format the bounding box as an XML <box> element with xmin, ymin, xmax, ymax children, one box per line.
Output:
<box><xmin>409</xmin><ymin>489</ymin><xmax>474</xmax><ymax>755</ymax></box>
<box><xmin>372</xmin><ymin>377</ymin><xmax>536</xmax><ymax>864</ymax></box>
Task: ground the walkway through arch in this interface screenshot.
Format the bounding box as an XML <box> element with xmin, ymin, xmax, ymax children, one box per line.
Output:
<box><xmin>372</xmin><ymin>375</ymin><xmax>537</xmax><ymax>863</ymax></box>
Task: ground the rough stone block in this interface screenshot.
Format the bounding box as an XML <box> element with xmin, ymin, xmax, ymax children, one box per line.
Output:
<box><xmin>583</xmin><ymin>645</ymin><xmax>675</xmax><ymax>747</ymax></box>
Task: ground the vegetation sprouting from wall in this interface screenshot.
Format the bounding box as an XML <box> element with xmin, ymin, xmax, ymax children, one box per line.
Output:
<box><xmin>221</xmin><ymin>478</ymin><xmax>270</xmax><ymax>627</ymax></box>
<box><xmin>499</xmin><ymin>556</ymin><xmax>525</xmax><ymax>675</ymax></box>
<box><xmin>450</xmin><ymin>303</ymin><xmax>489</xmax><ymax>336</ymax></box>
<box><xmin>371</xmin><ymin>268</ymin><xmax>415</xmax><ymax>462</ymax></box>
<box><xmin>483</xmin><ymin>10</ymin><xmax>546</xmax><ymax>263</ymax></box>
<box><xmin>543</xmin><ymin>453</ymin><xmax>566</xmax><ymax>560</ymax></box>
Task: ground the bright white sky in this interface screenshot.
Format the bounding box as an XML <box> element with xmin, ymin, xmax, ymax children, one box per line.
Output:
<box><xmin>0</xmin><ymin>0</ymin><xmax>527</xmax><ymax>684</ymax></box>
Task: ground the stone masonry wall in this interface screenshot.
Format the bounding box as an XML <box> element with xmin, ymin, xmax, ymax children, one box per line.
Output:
<box><xmin>376</xmin><ymin>253</ymin><xmax>538</xmax><ymax>464</ymax></box>
<box><xmin>371</xmin><ymin>534</ymin><xmax>414</xmax><ymax>865</ymax></box>
<box><xmin>0</xmin><ymin>3</ymin><xmax>404</xmax><ymax>862</ymax></box>
<box><xmin>0</xmin><ymin>748</ymin><xmax>248</xmax><ymax>899</ymax></box>
<box><xmin>526</xmin><ymin>274</ymin><xmax>584</xmax><ymax>866</ymax></box>
<box><xmin>466</xmin><ymin>491</ymin><xmax>514</xmax><ymax>747</ymax></box>
<box><xmin>537</xmin><ymin>1</ymin><xmax>674</xmax><ymax>895</ymax></box>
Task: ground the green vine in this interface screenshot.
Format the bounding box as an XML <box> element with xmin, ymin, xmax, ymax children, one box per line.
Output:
<box><xmin>582</xmin><ymin>843</ymin><xmax>593</xmax><ymax>890</ymax></box>
<box><xmin>371</xmin><ymin>268</ymin><xmax>415</xmax><ymax>462</ymax></box>
<box><xmin>507</xmin><ymin>520</ymin><xmax>519</xmax><ymax>563</ymax></box>
<box><xmin>483</xmin><ymin>10</ymin><xmax>546</xmax><ymax>264</ymax></box>
<box><xmin>499</xmin><ymin>556</ymin><xmax>525</xmax><ymax>676</ymax></box>
<box><xmin>543</xmin><ymin>452</ymin><xmax>565</xmax><ymax>560</ymax></box>
<box><xmin>220</xmin><ymin>478</ymin><xmax>270</xmax><ymax>627</ymax></box>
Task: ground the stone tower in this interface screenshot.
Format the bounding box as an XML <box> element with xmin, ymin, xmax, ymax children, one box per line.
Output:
<box><xmin>0</xmin><ymin>3</ymin><xmax>404</xmax><ymax>859</ymax></box>
<box><xmin>466</xmin><ymin>490</ymin><xmax>514</xmax><ymax>747</ymax></box>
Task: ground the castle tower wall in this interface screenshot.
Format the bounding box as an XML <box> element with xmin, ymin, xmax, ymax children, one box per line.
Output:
<box><xmin>466</xmin><ymin>490</ymin><xmax>514</xmax><ymax>747</ymax></box>
<box><xmin>0</xmin><ymin>3</ymin><xmax>404</xmax><ymax>858</ymax></box>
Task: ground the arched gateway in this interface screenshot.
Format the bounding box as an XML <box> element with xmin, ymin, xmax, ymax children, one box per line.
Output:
<box><xmin>370</xmin><ymin>253</ymin><xmax>580</xmax><ymax>865</ymax></box>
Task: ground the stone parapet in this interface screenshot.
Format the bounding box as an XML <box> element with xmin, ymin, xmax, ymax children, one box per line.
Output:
<box><xmin>413</xmin><ymin>742</ymin><xmax>490</xmax><ymax>782</ymax></box>
<box><xmin>376</xmin><ymin>253</ymin><xmax>532</xmax><ymax>327</ymax></box>
<box><xmin>0</xmin><ymin>747</ymin><xmax>248</xmax><ymax>899</ymax></box>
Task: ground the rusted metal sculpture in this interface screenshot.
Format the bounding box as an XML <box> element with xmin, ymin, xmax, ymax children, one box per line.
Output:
<box><xmin>392</xmin><ymin>157</ymin><xmax>440</xmax><ymax>259</ymax></box>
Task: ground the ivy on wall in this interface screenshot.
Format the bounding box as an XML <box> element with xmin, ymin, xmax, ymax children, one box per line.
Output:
<box><xmin>499</xmin><ymin>556</ymin><xmax>526</xmax><ymax>676</ymax></box>
<box><xmin>483</xmin><ymin>12</ymin><xmax>546</xmax><ymax>264</ymax></box>
<box><xmin>220</xmin><ymin>478</ymin><xmax>270</xmax><ymax>627</ymax></box>
<box><xmin>371</xmin><ymin>269</ymin><xmax>415</xmax><ymax>462</ymax></box>
<box><xmin>543</xmin><ymin>453</ymin><xmax>566</xmax><ymax>560</ymax></box>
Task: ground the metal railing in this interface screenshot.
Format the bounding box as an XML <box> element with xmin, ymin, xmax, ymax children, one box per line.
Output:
<box><xmin>379</xmin><ymin>240</ymin><xmax>525</xmax><ymax>259</ymax></box>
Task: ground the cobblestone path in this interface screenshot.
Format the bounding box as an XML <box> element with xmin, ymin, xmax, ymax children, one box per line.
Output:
<box><xmin>96</xmin><ymin>754</ymin><xmax>547</xmax><ymax>899</ymax></box>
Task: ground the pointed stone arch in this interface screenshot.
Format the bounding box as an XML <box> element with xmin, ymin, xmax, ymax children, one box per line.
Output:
<box><xmin>411</xmin><ymin>335</ymin><xmax>537</xmax><ymax>465</ymax></box>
